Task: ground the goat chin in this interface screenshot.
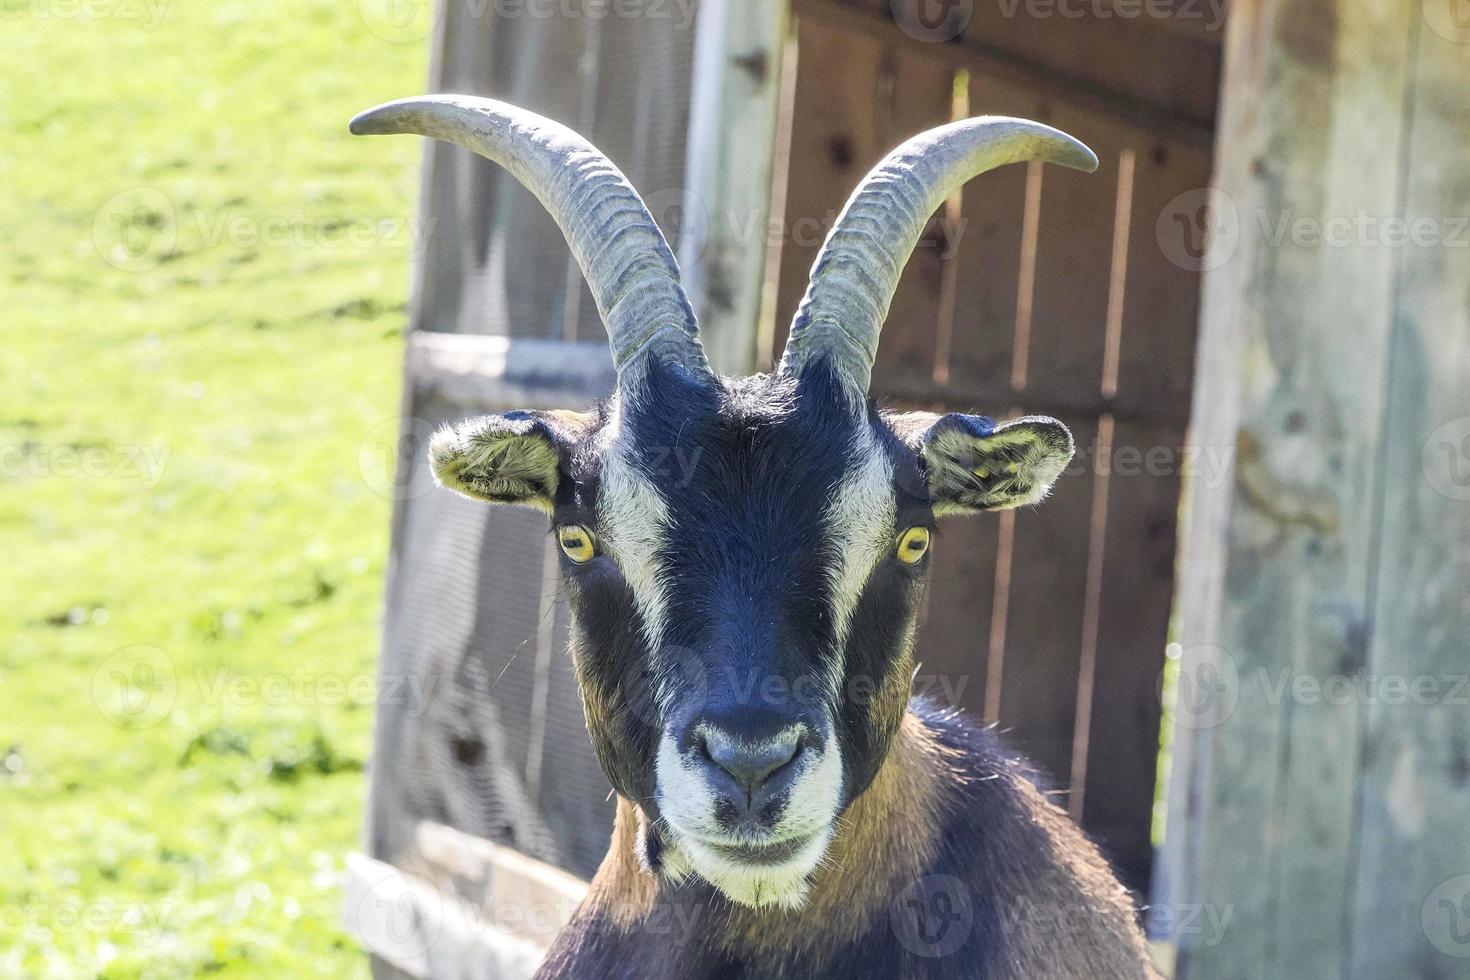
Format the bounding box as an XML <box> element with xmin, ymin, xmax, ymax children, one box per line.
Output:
<box><xmin>661</xmin><ymin>828</ymin><xmax>833</xmax><ymax>910</ymax></box>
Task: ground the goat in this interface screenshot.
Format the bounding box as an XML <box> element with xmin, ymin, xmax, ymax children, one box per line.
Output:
<box><xmin>353</xmin><ymin>95</ymin><xmax>1157</xmax><ymax>979</ymax></box>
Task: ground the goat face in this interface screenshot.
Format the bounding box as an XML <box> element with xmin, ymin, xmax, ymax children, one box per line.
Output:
<box><xmin>428</xmin><ymin>358</ymin><xmax>1073</xmax><ymax>908</ymax></box>
<box><xmin>353</xmin><ymin>94</ymin><xmax>1092</xmax><ymax>910</ymax></box>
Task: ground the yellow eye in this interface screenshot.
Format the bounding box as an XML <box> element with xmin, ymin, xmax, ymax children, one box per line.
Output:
<box><xmin>895</xmin><ymin>527</ymin><xmax>931</xmax><ymax>565</ymax></box>
<box><xmin>557</xmin><ymin>524</ymin><xmax>596</xmax><ymax>563</ymax></box>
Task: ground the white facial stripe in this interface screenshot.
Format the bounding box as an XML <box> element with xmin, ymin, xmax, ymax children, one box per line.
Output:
<box><xmin>594</xmin><ymin>393</ymin><xmax>672</xmax><ymax>651</ymax></box>
<box><xmin>824</xmin><ymin>429</ymin><xmax>898</xmax><ymax>658</ymax></box>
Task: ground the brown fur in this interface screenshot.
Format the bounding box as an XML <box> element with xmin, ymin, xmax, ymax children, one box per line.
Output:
<box><xmin>557</xmin><ymin>706</ymin><xmax>1157</xmax><ymax>979</ymax></box>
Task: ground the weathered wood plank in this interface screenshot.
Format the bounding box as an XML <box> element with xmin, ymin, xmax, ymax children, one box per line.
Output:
<box><xmin>1113</xmin><ymin>135</ymin><xmax>1211</xmax><ymax>408</ymax></box>
<box><xmin>678</xmin><ymin>0</ymin><xmax>788</xmax><ymax>375</ymax></box>
<box><xmin>917</xmin><ymin>510</ymin><xmax>1002</xmax><ymax>722</ymax></box>
<box><xmin>1158</xmin><ymin>0</ymin><xmax>1419</xmax><ymax>974</ymax></box>
<box><xmin>953</xmin><ymin>0</ymin><xmax>1224</xmax><ymax>132</ymax></box>
<box><xmin>1347</xmin><ymin>15</ymin><xmax>1470</xmax><ymax>977</ymax></box>
<box><xmin>867</xmin><ymin>45</ymin><xmax>957</xmax><ymax>394</ymax></box>
<box><xmin>943</xmin><ymin>71</ymin><xmax>1047</xmax><ymax>397</ymax></box>
<box><xmin>414</xmin><ymin>4</ymin><xmax>588</xmax><ymax>338</ymax></box>
<box><xmin>989</xmin><ymin>98</ymin><xmax>1123</xmax><ymax>799</ymax></box>
<box><xmin>1078</xmin><ymin>416</ymin><xmax>1182</xmax><ymax>894</ymax></box>
<box><xmin>997</xmin><ymin>415</ymin><xmax>1099</xmax><ymax>792</ymax></box>
<box><xmin>791</xmin><ymin>0</ymin><xmax>1220</xmax><ymax>147</ymax></box>
<box><xmin>772</xmin><ymin>16</ymin><xmax>884</xmax><ymax>354</ymax></box>
<box><xmin>345</xmin><ymin>823</ymin><xmax>589</xmax><ymax>980</ymax></box>
<box><xmin>404</xmin><ymin>333</ymin><xmax>616</xmax><ymax>410</ymax></box>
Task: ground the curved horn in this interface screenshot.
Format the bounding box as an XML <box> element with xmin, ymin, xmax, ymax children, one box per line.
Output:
<box><xmin>351</xmin><ymin>95</ymin><xmax>710</xmax><ymax>385</ymax></box>
<box><xmin>778</xmin><ymin>117</ymin><xmax>1098</xmax><ymax>399</ymax></box>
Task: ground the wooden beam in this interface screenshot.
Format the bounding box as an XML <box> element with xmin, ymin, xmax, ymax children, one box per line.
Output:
<box><xmin>344</xmin><ymin>822</ymin><xmax>589</xmax><ymax>979</ymax></box>
<box><xmin>1346</xmin><ymin>11</ymin><xmax>1470</xmax><ymax>975</ymax></box>
<box><xmin>679</xmin><ymin>0</ymin><xmax>789</xmax><ymax>375</ymax></box>
<box><xmin>1155</xmin><ymin>0</ymin><xmax>1461</xmax><ymax>974</ymax></box>
<box><xmin>790</xmin><ymin>0</ymin><xmax>1217</xmax><ymax>149</ymax></box>
<box><xmin>404</xmin><ymin>332</ymin><xmax>616</xmax><ymax>410</ymax></box>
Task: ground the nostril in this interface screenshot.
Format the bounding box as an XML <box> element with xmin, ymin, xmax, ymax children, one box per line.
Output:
<box><xmin>703</xmin><ymin>728</ymin><xmax>803</xmax><ymax>794</ymax></box>
<box><xmin>691</xmin><ymin>730</ymin><xmax>713</xmax><ymax>763</ymax></box>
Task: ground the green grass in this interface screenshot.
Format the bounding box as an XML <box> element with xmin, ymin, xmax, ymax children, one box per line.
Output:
<box><xmin>0</xmin><ymin>2</ymin><xmax>427</xmax><ymax>974</ymax></box>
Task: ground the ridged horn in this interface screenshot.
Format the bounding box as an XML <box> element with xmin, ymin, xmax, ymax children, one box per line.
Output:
<box><xmin>778</xmin><ymin>116</ymin><xmax>1098</xmax><ymax>399</ymax></box>
<box><xmin>351</xmin><ymin>95</ymin><xmax>710</xmax><ymax>385</ymax></box>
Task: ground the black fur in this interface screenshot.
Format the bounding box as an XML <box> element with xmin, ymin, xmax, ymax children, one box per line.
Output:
<box><xmin>556</xmin><ymin>361</ymin><xmax>930</xmax><ymax>818</ymax></box>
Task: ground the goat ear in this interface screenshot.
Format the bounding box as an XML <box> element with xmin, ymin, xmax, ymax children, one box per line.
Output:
<box><xmin>428</xmin><ymin>410</ymin><xmax>592</xmax><ymax>512</ymax></box>
<box><xmin>910</xmin><ymin>413</ymin><xmax>1074</xmax><ymax>513</ymax></box>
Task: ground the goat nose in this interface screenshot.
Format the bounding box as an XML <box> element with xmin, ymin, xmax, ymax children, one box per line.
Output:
<box><xmin>699</xmin><ymin>726</ymin><xmax>803</xmax><ymax>793</ymax></box>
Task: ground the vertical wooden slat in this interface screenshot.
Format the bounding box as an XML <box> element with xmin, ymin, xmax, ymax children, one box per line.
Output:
<box><xmin>1077</xmin><ymin>129</ymin><xmax>1212</xmax><ymax>893</ymax></box>
<box><xmin>1348</xmin><ymin>14</ymin><xmax>1470</xmax><ymax>977</ymax></box>
<box><xmin>942</xmin><ymin>72</ymin><xmax>1047</xmax><ymax>396</ymax></box>
<box><xmin>867</xmin><ymin>49</ymin><xmax>956</xmax><ymax>395</ymax></box>
<box><xmin>1081</xmin><ymin>418</ymin><xmax>1182</xmax><ymax>892</ymax></box>
<box><xmin>415</xmin><ymin>3</ymin><xmax>588</xmax><ymax>339</ymax></box>
<box><xmin>772</xmin><ymin>17</ymin><xmax>883</xmax><ymax>354</ymax></box>
<box><xmin>1068</xmin><ymin>411</ymin><xmax>1115</xmax><ymax>824</ymax></box>
<box><xmin>678</xmin><ymin>0</ymin><xmax>789</xmax><ymax>376</ymax></box>
<box><xmin>998</xmin><ymin>416</ymin><xmax>1099</xmax><ymax>790</ymax></box>
<box><xmin>993</xmin><ymin>103</ymin><xmax>1128</xmax><ymax>793</ymax></box>
<box><xmin>1112</xmin><ymin>136</ymin><xmax>1212</xmax><ymax>409</ymax></box>
<box><xmin>1013</xmin><ymin>104</ymin><xmax>1127</xmax><ymax>402</ymax></box>
<box><xmin>887</xmin><ymin>67</ymin><xmax>1039</xmax><ymax>725</ymax></box>
<box><xmin>1159</xmin><ymin>0</ymin><xmax>1420</xmax><ymax>974</ymax></box>
<box><xmin>575</xmin><ymin>9</ymin><xmax>699</xmax><ymax>345</ymax></box>
<box><xmin>983</xmin><ymin>508</ymin><xmax>1017</xmax><ymax>725</ymax></box>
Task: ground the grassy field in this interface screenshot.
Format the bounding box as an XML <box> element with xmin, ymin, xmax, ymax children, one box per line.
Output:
<box><xmin>0</xmin><ymin>1</ymin><xmax>427</xmax><ymax>974</ymax></box>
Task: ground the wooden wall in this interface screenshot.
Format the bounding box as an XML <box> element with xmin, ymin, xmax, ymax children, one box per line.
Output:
<box><xmin>775</xmin><ymin>0</ymin><xmax>1219</xmax><ymax>891</ymax></box>
<box><xmin>1157</xmin><ymin>0</ymin><xmax>1470</xmax><ymax>975</ymax></box>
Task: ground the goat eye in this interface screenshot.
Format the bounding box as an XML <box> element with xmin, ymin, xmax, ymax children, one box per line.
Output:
<box><xmin>895</xmin><ymin>526</ymin><xmax>931</xmax><ymax>565</ymax></box>
<box><xmin>557</xmin><ymin>525</ymin><xmax>596</xmax><ymax>563</ymax></box>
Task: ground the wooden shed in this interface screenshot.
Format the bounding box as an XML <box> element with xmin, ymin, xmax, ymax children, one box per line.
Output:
<box><xmin>344</xmin><ymin>0</ymin><xmax>1470</xmax><ymax>976</ymax></box>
